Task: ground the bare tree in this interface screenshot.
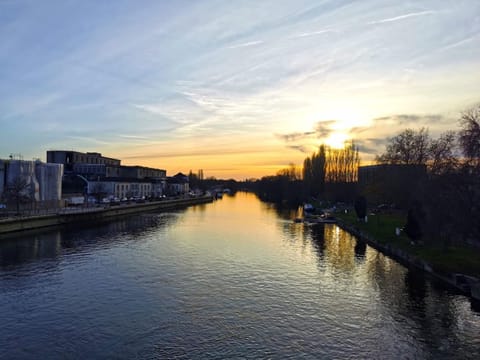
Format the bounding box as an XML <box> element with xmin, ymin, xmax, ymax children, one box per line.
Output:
<box><xmin>3</xmin><ymin>177</ymin><xmax>32</xmax><ymax>214</ymax></box>
<box><xmin>428</xmin><ymin>131</ymin><xmax>458</xmax><ymax>175</ymax></box>
<box><xmin>376</xmin><ymin>128</ymin><xmax>430</xmax><ymax>165</ymax></box>
<box><xmin>277</xmin><ymin>163</ymin><xmax>301</xmax><ymax>181</ymax></box>
<box><xmin>90</xmin><ymin>182</ymin><xmax>107</xmax><ymax>203</ymax></box>
<box><xmin>458</xmin><ymin>105</ymin><xmax>480</xmax><ymax>167</ymax></box>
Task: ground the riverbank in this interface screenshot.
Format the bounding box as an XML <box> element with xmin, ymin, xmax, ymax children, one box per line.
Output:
<box><xmin>335</xmin><ymin>212</ymin><xmax>480</xmax><ymax>304</ymax></box>
<box><xmin>0</xmin><ymin>195</ymin><xmax>213</xmax><ymax>236</ymax></box>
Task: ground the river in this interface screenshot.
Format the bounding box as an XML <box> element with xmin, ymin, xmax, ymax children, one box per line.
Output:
<box><xmin>0</xmin><ymin>192</ymin><xmax>479</xmax><ymax>359</ymax></box>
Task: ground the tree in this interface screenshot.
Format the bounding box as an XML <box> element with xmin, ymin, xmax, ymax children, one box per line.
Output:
<box><xmin>428</xmin><ymin>131</ymin><xmax>458</xmax><ymax>175</ymax></box>
<box><xmin>303</xmin><ymin>145</ymin><xmax>326</xmax><ymax>198</ymax></box>
<box><xmin>90</xmin><ymin>183</ymin><xmax>107</xmax><ymax>203</ymax></box>
<box><xmin>354</xmin><ymin>196</ymin><xmax>367</xmax><ymax>221</ymax></box>
<box><xmin>458</xmin><ymin>105</ymin><xmax>480</xmax><ymax>167</ymax></box>
<box><xmin>404</xmin><ymin>205</ymin><xmax>423</xmax><ymax>243</ymax></box>
<box><xmin>3</xmin><ymin>177</ymin><xmax>32</xmax><ymax>214</ymax></box>
<box><xmin>376</xmin><ymin>128</ymin><xmax>430</xmax><ymax>165</ymax></box>
<box><xmin>324</xmin><ymin>141</ymin><xmax>360</xmax><ymax>202</ymax></box>
<box><xmin>277</xmin><ymin>163</ymin><xmax>301</xmax><ymax>181</ymax></box>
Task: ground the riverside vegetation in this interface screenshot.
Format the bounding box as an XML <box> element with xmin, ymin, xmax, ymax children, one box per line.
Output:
<box><xmin>245</xmin><ymin>104</ymin><xmax>480</xmax><ymax>279</ymax></box>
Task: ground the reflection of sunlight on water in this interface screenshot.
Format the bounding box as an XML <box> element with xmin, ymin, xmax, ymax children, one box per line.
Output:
<box><xmin>1</xmin><ymin>191</ymin><xmax>479</xmax><ymax>358</ymax></box>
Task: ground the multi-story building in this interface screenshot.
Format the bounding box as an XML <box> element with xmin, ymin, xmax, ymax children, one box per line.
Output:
<box><xmin>47</xmin><ymin>150</ymin><xmax>121</xmax><ymax>177</ymax></box>
<box><xmin>119</xmin><ymin>165</ymin><xmax>166</xmax><ymax>180</ymax></box>
<box><xmin>87</xmin><ymin>178</ymin><xmax>153</xmax><ymax>201</ymax></box>
<box><xmin>48</xmin><ymin>150</ymin><xmax>168</xmax><ymax>201</ymax></box>
<box><xmin>167</xmin><ymin>172</ymin><xmax>190</xmax><ymax>195</ymax></box>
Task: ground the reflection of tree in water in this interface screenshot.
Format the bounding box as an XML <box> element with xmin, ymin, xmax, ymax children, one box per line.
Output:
<box><xmin>364</xmin><ymin>251</ymin><xmax>480</xmax><ymax>357</ymax></box>
<box><xmin>403</xmin><ymin>269</ymin><xmax>479</xmax><ymax>356</ymax></box>
<box><xmin>405</xmin><ymin>270</ymin><xmax>427</xmax><ymax>310</ymax></box>
<box><xmin>266</xmin><ymin>202</ymin><xmax>301</xmax><ymax>221</ymax></box>
<box><xmin>354</xmin><ymin>240</ymin><xmax>366</xmax><ymax>260</ymax></box>
<box><xmin>0</xmin><ymin>211</ymin><xmax>181</xmax><ymax>270</ymax></box>
<box><xmin>308</xmin><ymin>224</ymin><xmax>326</xmax><ymax>259</ymax></box>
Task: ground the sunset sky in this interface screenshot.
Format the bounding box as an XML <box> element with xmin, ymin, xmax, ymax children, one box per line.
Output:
<box><xmin>1</xmin><ymin>0</ymin><xmax>479</xmax><ymax>179</ymax></box>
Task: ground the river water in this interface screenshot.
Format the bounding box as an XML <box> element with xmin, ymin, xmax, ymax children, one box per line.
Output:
<box><xmin>0</xmin><ymin>192</ymin><xmax>479</xmax><ymax>359</ymax></box>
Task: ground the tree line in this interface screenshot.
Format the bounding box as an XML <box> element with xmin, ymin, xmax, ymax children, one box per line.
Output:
<box><xmin>374</xmin><ymin>106</ymin><xmax>480</xmax><ymax>248</ymax></box>
<box><xmin>245</xmin><ymin>104</ymin><xmax>480</xmax><ymax>249</ymax></box>
<box><xmin>252</xmin><ymin>141</ymin><xmax>360</xmax><ymax>205</ymax></box>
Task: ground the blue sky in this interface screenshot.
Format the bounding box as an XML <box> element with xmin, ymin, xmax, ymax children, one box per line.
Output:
<box><xmin>1</xmin><ymin>0</ymin><xmax>479</xmax><ymax>179</ymax></box>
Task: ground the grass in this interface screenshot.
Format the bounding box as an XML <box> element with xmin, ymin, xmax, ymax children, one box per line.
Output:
<box><xmin>336</xmin><ymin>210</ymin><xmax>480</xmax><ymax>278</ymax></box>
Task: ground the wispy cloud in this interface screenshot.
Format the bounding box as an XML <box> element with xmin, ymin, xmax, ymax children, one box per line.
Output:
<box><xmin>1</xmin><ymin>0</ymin><xmax>479</xmax><ymax>178</ymax></box>
<box><xmin>228</xmin><ymin>40</ymin><xmax>264</xmax><ymax>49</ymax></box>
<box><xmin>373</xmin><ymin>114</ymin><xmax>448</xmax><ymax>127</ymax></box>
<box><xmin>290</xmin><ymin>29</ymin><xmax>335</xmax><ymax>39</ymax></box>
<box><xmin>368</xmin><ymin>10</ymin><xmax>437</xmax><ymax>25</ymax></box>
<box><xmin>276</xmin><ymin>131</ymin><xmax>316</xmax><ymax>142</ymax></box>
<box><xmin>287</xmin><ymin>145</ymin><xmax>311</xmax><ymax>153</ymax></box>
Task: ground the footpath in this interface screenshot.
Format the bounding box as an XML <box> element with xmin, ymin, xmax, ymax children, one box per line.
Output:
<box><xmin>0</xmin><ymin>196</ymin><xmax>213</xmax><ymax>236</ymax></box>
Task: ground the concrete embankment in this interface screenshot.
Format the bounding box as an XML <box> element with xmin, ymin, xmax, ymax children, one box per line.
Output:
<box><xmin>336</xmin><ymin>219</ymin><xmax>480</xmax><ymax>304</ymax></box>
<box><xmin>0</xmin><ymin>196</ymin><xmax>213</xmax><ymax>235</ymax></box>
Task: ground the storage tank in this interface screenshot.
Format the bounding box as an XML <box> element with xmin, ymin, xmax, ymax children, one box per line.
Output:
<box><xmin>6</xmin><ymin>160</ymin><xmax>40</xmax><ymax>201</ymax></box>
<box><xmin>35</xmin><ymin>161</ymin><xmax>63</xmax><ymax>201</ymax></box>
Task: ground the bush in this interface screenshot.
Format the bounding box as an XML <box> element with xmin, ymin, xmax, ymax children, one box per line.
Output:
<box><xmin>404</xmin><ymin>207</ymin><xmax>423</xmax><ymax>243</ymax></box>
<box><xmin>354</xmin><ymin>196</ymin><xmax>367</xmax><ymax>220</ymax></box>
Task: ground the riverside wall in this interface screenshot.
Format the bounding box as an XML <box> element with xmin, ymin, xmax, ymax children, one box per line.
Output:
<box><xmin>336</xmin><ymin>219</ymin><xmax>480</xmax><ymax>304</ymax></box>
<box><xmin>0</xmin><ymin>196</ymin><xmax>213</xmax><ymax>235</ymax></box>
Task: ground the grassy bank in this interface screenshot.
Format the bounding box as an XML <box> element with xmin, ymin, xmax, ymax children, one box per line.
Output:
<box><xmin>336</xmin><ymin>210</ymin><xmax>480</xmax><ymax>278</ymax></box>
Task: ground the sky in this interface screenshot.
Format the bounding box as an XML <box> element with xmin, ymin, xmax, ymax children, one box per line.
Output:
<box><xmin>1</xmin><ymin>0</ymin><xmax>479</xmax><ymax>180</ymax></box>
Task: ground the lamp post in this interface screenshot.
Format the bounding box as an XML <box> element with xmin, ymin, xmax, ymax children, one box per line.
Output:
<box><xmin>76</xmin><ymin>174</ymin><xmax>89</xmax><ymax>207</ymax></box>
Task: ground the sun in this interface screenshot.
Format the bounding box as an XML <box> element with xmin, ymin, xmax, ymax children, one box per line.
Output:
<box><xmin>325</xmin><ymin>132</ymin><xmax>348</xmax><ymax>149</ymax></box>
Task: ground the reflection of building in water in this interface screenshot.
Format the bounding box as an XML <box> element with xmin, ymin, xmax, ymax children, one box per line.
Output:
<box><xmin>0</xmin><ymin>212</ymin><xmax>180</xmax><ymax>269</ymax></box>
<box><xmin>0</xmin><ymin>230</ymin><xmax>62</xmax><ymax>269</ymax></box>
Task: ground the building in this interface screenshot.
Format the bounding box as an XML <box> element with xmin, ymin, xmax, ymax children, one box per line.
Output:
<box><xmin>47</xmin><ymin>150</ymin><xmax>121</xmax><ymax>178</ymax></box>
<box><xmin>358</xmin><ymin>164</ymin><xmax>427</xmax><ymax>209</ymax></box>
<box><xmin>0</xmin><ymin>159</ymin><xmax>63</xmax><ymax>207</ymax></box>
<box><xmin>119</xmin><ymin>165</ymin><xmax>166</xmax><ymax>180</ymax></box>
<box><xmin>47</xmin><ymin>150</ymin><xmax>120</xmax><ymax>170</ymax></box>
<box><xmin>167</xmin><ymin>172</ymin><xmax>189</xmax><ymax>195</ymax></box>
<box><xmin>48</xmin><ymin>150</ymin><xmax>167</xmax><ymax>202</ymax></box>
<box><xmin>87</xmin><ymin>178</ymin><xmax>153</xmax><ymax>201</ymax></box>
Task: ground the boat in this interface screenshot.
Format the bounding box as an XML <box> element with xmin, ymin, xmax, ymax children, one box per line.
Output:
<box><xmin>303</xmin><ymin>203</ymin><xmax>315</xmax><ymax>213</ymax></box>
<box><xmin>303</xmin><ymin>214</ymin><xmax>337</xmax><ymax>224</ymax></box>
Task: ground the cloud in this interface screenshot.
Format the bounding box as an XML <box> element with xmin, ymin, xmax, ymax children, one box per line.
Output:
<box><xmin>355</xmin><ymin>138</ymin><xmax>389</xmax><ymax>155</ymax></box>
<box><xmin>276</xmin><ymin>119</ymin><xmax>338</xmax><ymax>146</ymax></box>
<box><xmin>117</xmin><ymin>134</ymin><xmax>151</xmax><ymax>140</ymax></box>
<box><xmin>373</xmin><ymin>114</ymin><xmax>447</xmax><ymax>126</ymax></box>
<box><xmin>228</xmin><ymin>40</ymin><xmax>264</xmax><ymax>49</ymax></box>
<box><xmin>287</xmin><ymin>145</ymin><xmax>311</xmax><ymax>153</ymax></box>
<box><xmin>290</xmin><ymin>29</ymin><xmax>335</xmax><ymax>39</ymax></box>
<box><xmin>276</xmin><ymin>131</ymin><xmax>315</xmax><ymax>142</ymax></box>
<box><xmin>368</xmin><ymin>10</ymin><xmax>437</xmax><ymax>25</ymax></box>
<box><xmin>314</xmin><ymin>120</ymin><xmax>337</xmax><ymax>137</ymax></box>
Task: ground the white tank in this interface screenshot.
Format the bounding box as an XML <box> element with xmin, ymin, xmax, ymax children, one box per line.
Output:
<box><xmin>35</xmin><ymin>161</ymin><xmax>63</xmax><ymax>201</ymax></box>
<box><xmin>6</xmin><ymin>160</ymin><xmax>40</xmax><ymax>201</ymax></box>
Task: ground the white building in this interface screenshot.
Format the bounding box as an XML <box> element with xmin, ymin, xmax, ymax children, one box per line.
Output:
<box><xmin>0</xmin><ymin>159</ymin><xmax>63</xmax><ymax>204</ymax></box>
<box><xmin>88</xmin><ymin>179</ymin><xmax>153</xmax><ymax>201</ymax></box>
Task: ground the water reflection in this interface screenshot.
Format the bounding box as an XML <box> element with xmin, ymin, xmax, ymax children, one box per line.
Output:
<box><xmin>275</xmin><ymin>201</ymin><xmax>480</xmax><ymax>357</ymax></box>
<box><xmin>0</xmin><ymin>210</ymin><xmax>185</xmax><ymax>270</ymax></box>
<box><xmin>0</xmin><ymin>192</ymin><xmax>479</xmax><ymax>358</ymax></box>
